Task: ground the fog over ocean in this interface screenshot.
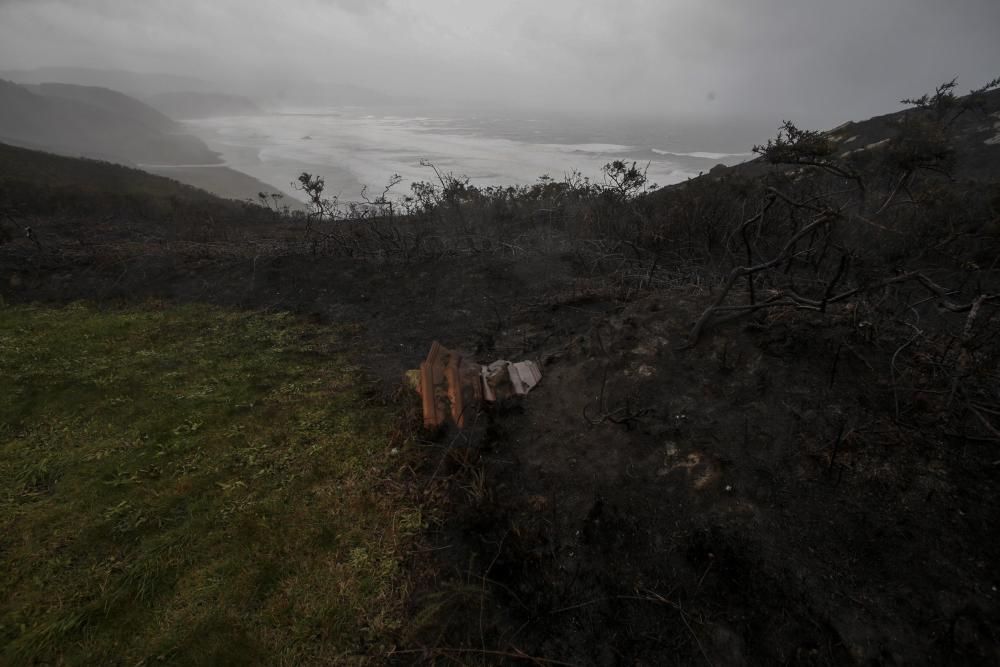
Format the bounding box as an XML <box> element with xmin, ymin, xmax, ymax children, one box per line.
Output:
<box><xmin>182</xmin><ymin>108</ymin><xmax>758</xmax><ymax>203</ymax></box>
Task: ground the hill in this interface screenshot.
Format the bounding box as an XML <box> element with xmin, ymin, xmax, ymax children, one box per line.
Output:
<box><xmin>659</xmin><ymin>85</ymin><xmax>1000</xmax><ymax>191</ymax></box>
<box><xmin>0</xmin><ymin>141</ymin><xmax>223</xmax><ymax>201</ymax></box>
<box><xmin>145</xmin><ymin>91</ymin><xmax>261</xmax><ymax>119</ymax></box>
<box><xmin>0</xmin><ymin>79</ymin><xmax>219</xmax><ymax>166</ymax></box>
<box><xmin>0</xmin><ymin>84</ymin><xmax>300</xmax><ymax>206</ymax></box>
<box><xmin>30</xmin><ymin>82</ymin><xmax>178</xmax><ymax>132</ymax></box>
<box><xmin>0</xmin><ymin>141</ymin><xmax>245</xmax><ymax>220</ymax></box>
<box><xmin>0</xmin><ymin>142</ymin><xmax>305</xmax><ymax>220</ymax></box>
<box><xmin>0</xmin><ymin>66</ymin><xmax>217</xmax><ymax>98</ymax></box>
<box><xmin>1</xmin><ymin>66</ymin><xmax>391</xmax><ymax>111</ymax></box>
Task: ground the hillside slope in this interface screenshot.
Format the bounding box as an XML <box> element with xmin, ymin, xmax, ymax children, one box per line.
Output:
<box><xmin>2</xmin><ymin>80</ymin><xmax>998</xmax><ymax>666</ymax></box>
<box><xmin>0</xmin><ymin>80</ymin><xmax>218</xmax><ymax>166</ymax></box>
<box><xmin>0</xmin><ymin>142</ymin><xmax>304</xmax><ymax>218</ymax></box>
<box><xmin>31</xmin><ymin>83</ymin><xmax>179</xmax><ymax>133</ymax></box>
<box><xmin>0</xmin><ymin>141</ymin><xmax>242</xmax><ymax>220</ymax></box>
<box><xmin>659</xmin><ymin>87</ymin><xmax>1000</xmax><ymax>193</ymax></box>
<box><xmin>0</xmin><ymin>66</ymin><xmax>216</xmax><ymax>98</ymax></box>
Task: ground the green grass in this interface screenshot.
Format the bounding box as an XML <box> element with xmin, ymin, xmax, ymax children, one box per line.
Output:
<box><xmin>0</xmin><ymin>302</ymin><xmax>420</xmax><ymax>665</ymax></box>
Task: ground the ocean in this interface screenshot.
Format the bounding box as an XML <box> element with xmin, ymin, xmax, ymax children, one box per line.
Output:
<box><xmin>181</xmin><ymin>107</ymin><xmax>761</xmax><ymax>204</ymax></box>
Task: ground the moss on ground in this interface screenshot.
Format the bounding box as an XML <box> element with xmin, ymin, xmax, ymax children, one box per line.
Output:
<box><xmin>0</xmin><ymin>302</ymin><xmax>418</xmax><ymax>665</ymax></box>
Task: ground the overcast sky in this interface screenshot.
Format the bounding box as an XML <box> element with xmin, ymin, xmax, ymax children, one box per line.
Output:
<box><xmin>1</xmin><ymin>0</ymin><xmax>998</xmax><ymax>127</ymax></box>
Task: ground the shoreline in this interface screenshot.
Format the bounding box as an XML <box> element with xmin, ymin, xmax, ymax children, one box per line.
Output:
<box><xmin>177</xmin><ymin>110</ymin><xmax>743</xmax><ymax>200</ymax></box>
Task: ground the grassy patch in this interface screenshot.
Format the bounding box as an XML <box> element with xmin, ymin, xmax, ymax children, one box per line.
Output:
<box><xmin>0</xmin><ymin>302</ymin><xmax>419</xmax><ymax>664</ymax></box>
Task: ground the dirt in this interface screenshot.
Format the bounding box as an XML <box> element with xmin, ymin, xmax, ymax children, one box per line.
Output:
<box><xmin>420</xmin><ymin>291</ymin><xmax>1000</xmax><ymax>665</ymax></box>
<box><xmin>3</xmin><ymin>222</ymin><xmax>999</xmax><ymax>665</ymax></box>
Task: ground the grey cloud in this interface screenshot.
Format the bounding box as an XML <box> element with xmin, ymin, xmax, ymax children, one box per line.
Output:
<box><xmin>0</xmin><ymin>0</ymin><xmax>998</xmax><ymax>129</ymax></box>
<box><xmin>317</xmin><ymin>0</ymin><xmax>391</xmax><ymax>15</ymax></box>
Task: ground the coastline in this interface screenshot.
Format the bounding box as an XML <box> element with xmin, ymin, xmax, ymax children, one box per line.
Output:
<box><xmin>177</xmin><ymin>110</ymin><xmax>758</xmax><ymax>202</ymax></box>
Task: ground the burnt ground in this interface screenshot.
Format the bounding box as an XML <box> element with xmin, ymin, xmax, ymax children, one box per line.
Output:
<box><xmin>3</xmin><ymin>218</ymin><xmax>999</xmax><ymax>666</ymax></box>
<box><xmin>419</xmin><ymin>294</ymin><xmax>1000</xmax><ymax>665</ymax></box>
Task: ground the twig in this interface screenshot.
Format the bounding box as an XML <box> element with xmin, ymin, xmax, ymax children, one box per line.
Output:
<box><xmin>969</xmin><ymin>406</ymin><xmax>1000</xmax><ymax>442</ymax></box>
<box><xmin>617</xmin><ymin>591</ymin><xmax>713</xmax><ymax>666</ymax></box>
<box><xmin>948</xmin><ymin>295</ymin><xmax>990</xmax><ymax>408</ymax></box>
<box><xmin>891</xmin><ymin>323</ymin><xmax>923</xmax><ymax>421</ymax></box>
<box><xmin>549</xmin><ymin>597</ymin><xmax>610</xmax><ymax>615</ymax></box>
<box><xmin>827</xmin><ymin>421</ymin><xmax>847</xmax><ymax>478</ymax></box>
<box><xmin>828</xmin><ymin>342</ymin><xmax>843</xmax><ymax>388</ymax></box>
<box><xmin>681</xmin><ymin>210</ymin><xmax>837</xmax><ymax>347</ymax></box>
<box><xmin>873</xmin><ymin>169</ymin><xmax>913</xmax><ymax>216</ymax></box>
<box><xmin>481</xmin><ymin>530</ymin><xmax>509</xmax><ymax>654</ymax></box>
<box><xmin>695</xmin><ymin>560</ymin><xmax>714</xmax><ymax>594</ymax></box>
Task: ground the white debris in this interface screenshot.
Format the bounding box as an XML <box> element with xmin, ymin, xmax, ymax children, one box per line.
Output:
<box><xmin>481</xmin><ymin>359</ymin><xmax>542</xmax><ymax>402</ymax></box>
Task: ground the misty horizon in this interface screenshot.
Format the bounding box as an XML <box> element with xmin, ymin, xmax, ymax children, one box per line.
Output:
<box><xmin>2</xmin><ymin>1</ymin><xmax>999</xmax><ymax>129</ymax></box>
<box><xmin>2</xmin><ymin>1</ymin><xmax>999</xmax><ymax>204</ymax></box>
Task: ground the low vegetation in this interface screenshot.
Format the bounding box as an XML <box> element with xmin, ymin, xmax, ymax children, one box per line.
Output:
<box><xmin>0</xmin><ymin>303</ymin><xmax>420</xmax><ymax>665</ymax></box>
<box><xmin>2</xmin><ymin>78</ymin><xmax>999</xmax><ymax>664</ymax></box>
